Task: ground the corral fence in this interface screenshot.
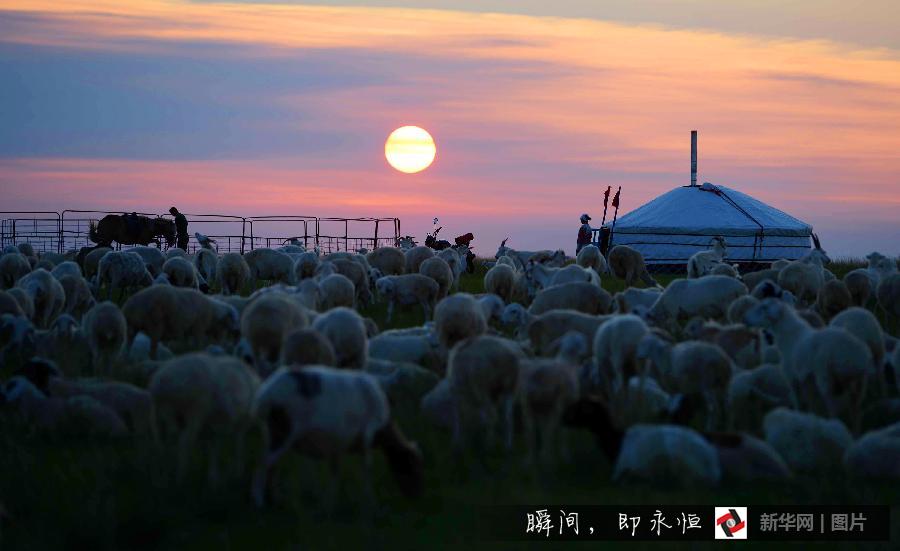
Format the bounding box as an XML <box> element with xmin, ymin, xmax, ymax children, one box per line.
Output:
<box><xmin>0</xmin><ymin>211</ymin><xmax>401</xmax><ymax>255</ymax></box>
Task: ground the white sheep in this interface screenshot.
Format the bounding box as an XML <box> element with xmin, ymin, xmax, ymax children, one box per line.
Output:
<box><xmin>15</xmin><ymin>268</ymin><xmax>65</xmax><ymax>329</ymax></box>
<box><xmin>710</xmin><ymin>262</ymin><xmax>741</xmax><ymax>279</ymax></box>
<box><xmin>726</xmin><ymin>294</ymin><xmax>759</xmax><ymax>324</ymax></box>
<box><xmin>576</xmin><ymin>244</ymin><xmax>607</xmax><ymax>275</ymax></box>
<box><xmin>240</xmin><ymin>292</ymin><xmax>310</xmax><ymax>373</ymax></box>
<box><xmin>193</xmin><ymin>247</ymin><xmax>217</xmax><ymax>284</ymax></box>
<box><xmin>82</xmin><ymin>247</ymin><xmax>112</xmax><ymax>279</ymax></box>
<box><xmin>418</xmin><ymin>256</ymin><xmax>454</xmax><ymax>300</ymax></box>
<box><xmin>312</xmin><ymin>307</ymin><xmax>368</xmax><ymax>370</ymax></box>
<box><xmin>613</xmin><ymin>424</ymin><xmax>721</xmax><ymax>487</ymax></box>
<box><xmin>816</xmin><ymin>279</ymin><xmax>852</xmax><ymax>321</ymax></box>
<box><xmin>162</xmin><ymin>256</ymin><xmax>199</xmax><ymax>289</ymax></box>
<box><xmin>6</xmin><ymin>287</ymin><xmax>35</xmax><ymax>321</ymax></box>
<box><xmin>2</xmin><ymin>376</ymin><xmax>127</xmax><ymax>437</ymax></box>
<box><xmin>647</xmin><ymin>275</ymin><xmax>747</xmax><ymax>325</ymax></box>
<box><xmin>82</xmin><ymin>301</ymin><xmax>127</xmax><ymax>375</ymax></box>
<box><xmin>0</xmin><ymin>290</ymin><xmax>24</xmax><ymax>317</ymax></box>
<box><xmin>829</xmin><ymin>307</ymin><xmax>885</xmax><ymax>373</ymax></box>
<box><xmin>742</xmin><ymin>268</ymin><xmax>780</xmax><ymax>293</ymax></box>
<box><xmin>484</xmin><ymin>264</ymin><xmax>518</xmax><ymax>304</ymax></box>
<box><xmin>97</xmin><ymin>251</ymin><xmax>153</xmax><ymax>298</ymax></box>
<box><xmin>49</xmin><ymin>261</ymin><xmax>82</xmax><ymax>281</ymax></box>
<box><xmin>317</xmin><ymin>273</ymin><xmax>356</xmax><ymax>310</ymax></box>
<box><xmin>613</xmin><ymin>287</ymin><xmax>662</xmax><ymax>315</ymax></box>
<box><xmin>150</xmin><ymin>352</ymin><xmax>260</xmax><ymax>482</ymax></box>
<box><xmin>129</xmin><ymin>246</ymin><xmax>167</xmax><ymax>277</ymax></box>
<box><xmin>244</xmin><ymin>248</ymin><xmax>296</xmax><ymax>287</ymax></box>
<box><xmin>376</xmin><ymin>274</ymin><xmax>439</xmax><ymax>323</ymax></box>
<box><xmin>446</xmin><ymin>335</ymin><xmax>523</xmax><ymax>450</ymax></box>
<box><xmin>527</xmin><ymin>309</ymin><xmax>609</xmax><ymax>357</ymax></box>
<box><xmin>165</xmin><ymin>248</ymin><xmax>186</xmax><ymax>259</ymax></box>
<box><xmin>744</xmin><ymin>298</ymin><xmax>873</xmax><ymax>430</ymax></box>
<box><xmin>404</xmin><ymin>245</ymin><xmax>434</xmax><ymax>274</ymax></box>
<box><xmin>0</xmin><ymin>252</ymin><xmax>32</xmax><ymax>290</ymax></box>
<box><xmin>58</xmin><ymin>273</ymin><xmax>95</xmax><ymax>318</ymax></box>
<box><xmin>293</xmin><ymin>251</ymin><xmax>320</xmax><ymax>281</ymax></box>
<box><xmin>548</xmin><ymin>264</ymin><xmax>601</xmax><ymax>288</ymax></box>
<box><xmin>48</xmin><ymin>377</ymin><xmax>157</xmax><ymax>439</ymax></box>
<box><xmin>607</xmin><ymin>245</ymin><xmax>659</xmax><ymax>288</ymax></box>
<box><xmin>433</xmin><ymin>293</ymin><xmax>487</xmax><ymax>350</ymax></box>
<box><xmin>529</xmin><ymin>281</ymin><xmax>612</xmax><ymax>316</ymax></box>
<box><xmin>475</xmin><ymin>293</ymin><xmax>505</xmax><ymax>326</ymax></box>
<box><xmin>877</xmin><ymin>273</ymin><xmax>900</xmax><ymax>323</ymax></box>
<box><xmin>437</xmin><ymin>247</ymin><xmax>465</xmax><ymax>291</ymax></box>
<box><xmin>366</xmin><ymin>247</ymin><xmax>406</xmax><ymax>277</ymax></box>
<box><xmin>494</xmin><ymin>239</ymin><xmax>565</xmax><ymax>269</ymax></box>
<box><xmin>843</xmin><ymin>252</ymin><xmax>898</xmax><ymax>307</ymax></box>
<box><xmin>777</xmin><ymin>246</ymin><xmax>831</xmax><ymax>305</ymax></box>
<box><xmin>251</xmin><ymin>366</ymin><xmax>423</xmax><ymax>507</ymax></box>
<box><xmin>322</xmin><ymin>257</ymin><xmax>371</xmax><ymax>306</ymax></box>
<box><xmin>365</xmin><ymin>358</ymin><xmax>440</xmax><ymax>409</ymax></box>
<box><xmin>280</xmin><ymin>327</ymin><xmax>336</xmax><ymax>367</ymax></box>
<box><xmin>591</xmin><ymin>315</ymin><xmax>651</xmax><ymax>399</ymax></box>
<box><xmin>687</xmin><ymin>236</ymin><xmax>727</xmax><ymax>279</ymax></box>
<box><xmin>369</xmin><ymin>332</ymin><xmax>446</xmax><ymax>375</ymax></box>
<box><xmin>763</xmin><ymin>407</ymin><xmax>852</xmax><ymax>474</ymax></box>
<box><xmin>216</xmin><ymin>252</ymin><xmax>251</xmax><ymax>295</ymax></box>
<box><xmin>844</xmin><ymin>421</ymin><xmax>900</xmax><ymax>479</ymax></box>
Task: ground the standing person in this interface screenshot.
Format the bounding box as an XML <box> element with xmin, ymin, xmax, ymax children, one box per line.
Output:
<box><xmin>170</xmin><ymin>207</ymin><xmax>189</xmax><ymax>250</ymax></box>
<box><xmin>576</xmin><ymin>213</ymin><xmax>593</xmax><ymax>254</ymax></box>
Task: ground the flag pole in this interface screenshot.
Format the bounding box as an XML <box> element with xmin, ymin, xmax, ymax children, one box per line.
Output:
<box><xmin>609</xmin><ymin>186</ymin><xmax>622</xmax><ymax>242</ymax></box>
<box><xmin>600</xmin><ymin>185</ymin><xmax>611</xmax><ymax>225</ymax></box>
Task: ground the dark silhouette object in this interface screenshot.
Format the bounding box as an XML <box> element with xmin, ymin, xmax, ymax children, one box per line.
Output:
<box><xmin>577</xmin><ymin>213</ymin><xmax>592</xmax><ymax>254</ymax></box>
<box><xmin>89</xmin><ymin>214</ymin><xmax>175</xmax><ymax>248</ymax></box>
<box><xmin>170</xmin><ymin>207</ymin><xmax>189</xmax><ymax>250</ymax></box>
<box><xmin>425</xmin><ymin>226</ymin><xmax>451</xmax><ymax>250</ymax></box>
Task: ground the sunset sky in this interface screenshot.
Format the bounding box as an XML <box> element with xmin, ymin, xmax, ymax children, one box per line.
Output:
<box><xmin>2</xmin><ymin>1</ymin><xmax>899</xmax><ymax>256</ymax></box>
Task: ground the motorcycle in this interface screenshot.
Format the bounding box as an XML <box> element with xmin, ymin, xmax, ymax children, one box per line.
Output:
<box><xmin>425</xmin><ymin>226</ymin><xmax>476</xmax><ymax>273</ymax></box>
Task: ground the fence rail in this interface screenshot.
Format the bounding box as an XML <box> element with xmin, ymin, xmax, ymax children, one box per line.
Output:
<box><xmin>0</xmin><ymin>211</ymin><xmax>401</xmax><ymax>255</ymax></box>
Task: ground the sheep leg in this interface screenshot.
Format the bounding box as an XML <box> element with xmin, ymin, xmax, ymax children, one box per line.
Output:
<box><xmin>385</xmin><ymin>300</ymin><xmax>394</xmax><ymax>324</ymax></box>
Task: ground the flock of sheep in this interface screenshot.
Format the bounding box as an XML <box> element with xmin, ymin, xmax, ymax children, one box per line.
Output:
<box><xmin>1</xmin><ymin>234</ymin><xmax>899</xmax><ymax>512</ymax></box>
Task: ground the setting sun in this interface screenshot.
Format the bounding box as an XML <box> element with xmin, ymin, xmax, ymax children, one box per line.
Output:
<box><xmin>385</xmin><ymin>126</ymin><xmax>436</xmax><ymax>174</ymax></box>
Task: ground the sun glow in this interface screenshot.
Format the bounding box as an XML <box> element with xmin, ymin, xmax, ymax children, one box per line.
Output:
<box><xmin>385</xmin><ymin>126</ymin><xmax>436</xmax><ymax>174</ymax></box>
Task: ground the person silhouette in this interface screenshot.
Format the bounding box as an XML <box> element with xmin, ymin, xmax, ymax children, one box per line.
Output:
<box><xmin>169</xmin><ymin>207</ymin><xmax>189</xmax><ymax>250</ymax></box>
<box><xmin>576</xmin><ymin>213</ymin><xmax>592</xmax><ymax>254</ymax></box>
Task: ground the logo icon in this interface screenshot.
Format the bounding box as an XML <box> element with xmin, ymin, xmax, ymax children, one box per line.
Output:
<box><xmin>715</xmin><ymin>507</ymin><xmax>747</xmax><ymax>539</ymax></box>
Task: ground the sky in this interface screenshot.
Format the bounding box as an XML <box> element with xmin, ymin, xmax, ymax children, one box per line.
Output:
<box><xmin>1</xmin><ymin>1</ymin><xmax>899</xmax><ymax>257</ymax></box>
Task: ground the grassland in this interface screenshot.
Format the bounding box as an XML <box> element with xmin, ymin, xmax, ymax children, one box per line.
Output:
<box><xmin>0</xmin><ymin>258</ymin><xmax>897</xmax><ymax>550</ymax></box>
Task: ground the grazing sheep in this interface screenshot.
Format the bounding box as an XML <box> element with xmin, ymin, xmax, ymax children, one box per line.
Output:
<box><xmin>576</xmin><ymin>244</ymin><xmax>607</xmax><ymax>275</ymax></box>
<box><xmin>129</xmin><ymin>246</ymin><xmax>167</xmax><ymax>277</ymax></box>
<box><xmin>777</xmin><ymin>246</ymin><xmax>831</xmax><ymax>305</ymax></box>
<box><xmin>366</xmin><ymin>247</ymin><xmax>406</xmax><ymax>277</ymax></box>
<box><xmin>446</xmin><ymin>335</ymin><xmax>523</xmax><ymax>450</ymax></box>
<box><xmin>726</xmin><ymin>295</ymin><xmax>759</xmax><ymax>324</ymax></box>
<box><xmin>745</xmin><ymin>298</ymin><xmax>873</xmax><ymax>429</ymax></box>
<box><xmin>476</xmin><ymin>293</ymin><xmax>506</xmax><ymax>326</ymax></box>
<box><xmin>548</xmin><ymin>264</ymin><xmax>601</xmax><ymax>288</ymax></box>
<box><xmin>312</xmin><ymin>307</ymin><xmax>368</xmax><ymax>370</ymax></box>
<box><xmin>124</xmin><ymin>285</ymin><xmax>241</xmax><ymax>358</ymax></box>
<box><xmin>240</xmin><ymin>292</ymin><xmax>310</xmax><ymax>373</ymax></box>
<box><xmin>419</xmin><ymin>256</ymin><xmax>454</xmax><ymax>299</ymax></box>
<box><xmin>193</xmin><ymin>248</ymin><xmax>218</xmax><ymax>284</ymax></box>
<box><xmin>529</xmin><ymin>282</ymin><xmax>612</xmax><ymax>316</ymax></box>
<box><xmin>727</xmin><ymin>363</ymin><xmax>794</xmax><ymax>432</ymax></box>
<box><xmin>527</xmin><ymin>309</ymin><xmax>608</xmax><ymax>357</ymax></box>
<box><xmin>6</xmin><ymin>287</ymin><xmax>34</xmax><ymax>320</ymax></box>
<box><xmin>251</xmin><ymin>367</ymin><xmax>424</xmax><ymax>507</ymax></box>
<box><xmin>687</xmin><ymin>236</ymin><xmax>727</xmax><ymax>279</ymax></box>
<box><xmin>324</xmin><ymin>258</ymin><xmax>371</xmax><ymax>306</ymax></box>
<box><xmin>434</xmin><ymin>293</ymin><xmax>487</xmax><ymax>350</ymax></box>
<box><xmin>844</xmin><ymin>422</ymin><xmax>900</xmax><ymax>479</ymax></box>
<box><xmin>82</xmin><ymin>301</ymin><xmax>127</xmax><ymax>375</ymax></box>
<box><xmin>365</xmin><ymin>358</ymin><xmax>440</xmax><ymax>409</ymax></box>
<box><xmin>244</xmin><ymin>248</ymin><xmax>295</xmax><ymax>287</ymax></box>
<box><xmin>15</xmin><ymin>269</ymin><xmax>65</xmax><ymax>329</ymax></box>
<box><xmin>0</xmin><ymin>253</ymin><xmax>32</xmax><ymax>289</ymax></box>
<box><xmin>647</xmin><ymin>275</ymin><xmax>747</xmax><ymax>325</ymax></box>
<box><xmin>404</xmin><ymin>246</ymin><xmax>434</xmax><ymax>274</ymax></box>
<box><xmin>437</xmin><ymin>248</ymin><xmax>465</xmax><ymax>289</ymax></box>
<box><xmin>48</xmin><ymin>377</ymin><xmax>156</xmax><ymax>438</ymax></box>
<box><xmin>81</xmin><ymin>247</ymin><xmax>112</xmax><ymax>279</ymax></box>
<box><xmin>763</xmin><ymin>407</ymin><xmax>852</xmax><ymax>474</ymax></box>
<box><xmin>484</xmin><ymin>264</ymin><xmax>517</xmax><ymax>304</ymax></box>
<box><xmin>294</xmin><ymin>251</ymin><xmax>320</xmax><ymax>281</ymax></box>
<box><xmin>613</xmin><ymin>424</ymin><xmax>721</xmax><ymax>487</ymax></box>
<box><xmin>318</xmin><ymin>273</ymin><xmax>356</xmax><ymax>310</ymax></box>
<box><xmin>150</xmin><ymin>353</ymin><xmax>260</xmax><ymax>482</ymax></box>
<box><xmin>710</xmin><ymin>263</ymin><xmax>740</xmax><ymax>279</ymax></box>
<box><xmin>280</xmin><ymin>328</ymin><xmax>336</xmax><ymax>367</ymax></box>
<box><xmin>50</xmin><ymin>261</ymin><xmax>81</xmax><ymax>281</ymax></box>
<box><xmin>829</xmin><ymin>307</ymin><xmax>885</xmax><ymax>373</ymax></box>
<box><xmin>165</xmin><ymin>248</ymin><xmax>186</xmax><ymax>260</ymax></box>
<box><xmin>742</xmin><ymin>268</ymin><xmax>780</xmax><ymax>293</ymax></box>
<box><xmin>369</xmin><ymin>332</ymin><xmax>446</xmax><ymax>375</ymax></box>
<box><xmin>877</xmin><ymin>273</ymin><xmax>900</xmax><ymax>322</ymax></box>
<box><xmin>843</xmin><ymin>252</ymin><xmax>898</xmax><ymax>307</ymax></box>
<box><xmin>2</xmin><ymin>376</ymin><xmax>127</xmax><ymax>437</ymax></box>
<box><xmin>0</xmin><ymin>290</ymin><xmax>24</xmax><ymax>317</ymax></box>
<box><xmin>608</xmin><ymin>245</ymin><xmax>659</xmax><ymax>288</ymax></box>
<box><xmin>613</xmin><ymin>287</ymin><xmax>662</xmax><ymax>315</ymax></box>
<box><xmin>163</xmin><ymin>256</ymin><xmax>199</xmax><ymax>289</ymax></box>
<box><xmin>816</xmin><ymin>279</ymin><xmax>852</xmax><ymax>321</ymax></box>
<box><xmin>58</xmin><ymin>273</ymin><xmax>95</xmax><ymax>318</ymax></box>
<box><xmin>216</xmin><ymin>252</ymin><xmax>251</xmax><ymax>295</ymax></box>
<box><xmin>97</xmin><ymin>251</ymin><xmax>153</xmax><ymax>298</ymax></box>
<box><xmin>376</xmin><ymin>274</ymin><xmax>439</xmax><ymax>323</ymax></box>
<box><xmin>703</xmin><ymin>432</ymin><xmax>793</xmax><ymax>481</ymax></box>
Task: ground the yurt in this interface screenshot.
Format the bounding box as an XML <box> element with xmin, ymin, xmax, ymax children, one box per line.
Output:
<box><xmin>606</xmin><ymin>182</ymin><xmax>813</xmax><ymax>267</ymax></box>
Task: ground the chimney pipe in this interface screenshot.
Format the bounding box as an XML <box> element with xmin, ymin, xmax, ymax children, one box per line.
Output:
<box><xmin>690</xmin><ymin>130</ymin><xmax>697</xmax><ymax>187</ymax></box>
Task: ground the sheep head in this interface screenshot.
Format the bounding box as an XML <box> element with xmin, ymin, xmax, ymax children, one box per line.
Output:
<box><xmin>743</xmin><ymin>298</ymin><xmax>786</xmax><ymax>329</ymax></box>
<box><xmin>375</xmin><ymin>276</ymin><xmax>395</xmax><ymax>297</ymax></box>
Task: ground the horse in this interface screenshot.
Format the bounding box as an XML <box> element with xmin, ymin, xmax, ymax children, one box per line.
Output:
<box><xmin>89</xmin><ymin>214</ymin><xmax>176</xmax><ymax>248</ymax></box>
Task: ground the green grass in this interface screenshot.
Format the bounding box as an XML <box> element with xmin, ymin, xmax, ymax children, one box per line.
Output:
<box><xmin>1</xmin><ymin>258</ymin><xmax>897</xmax><ymax>550</ymax></box>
